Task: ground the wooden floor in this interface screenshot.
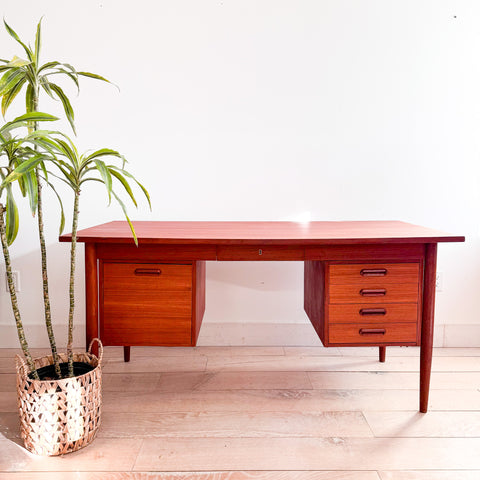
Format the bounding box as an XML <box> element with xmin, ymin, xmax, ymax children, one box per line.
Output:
<box><xmin>1</xmin><ymin>346</ymin><xmax>480</xmax><ymax>479</ymax></box>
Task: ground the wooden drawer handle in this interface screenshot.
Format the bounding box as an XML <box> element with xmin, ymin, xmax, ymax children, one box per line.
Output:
<box><xmin>360</xmin><ymin>268</ymin><xmax>388</xmax><ymax>277</ymax></box>
<box><xmin>360</xmin><ymin>288</ymin><xmax>387</xmax><ymax>297</ymax></box>
<box><xmin>359</xmin><ymin>328</ymin><xmax>386</xmax><ymax>335</ymax></box>
<box><xmin>359</xmin><ymin>308</ymin><xmax>387</xmax><ymax>316</ymax></box>
<box><xmin>134</xmin><ymin>268</ymin><xmax>162</xmax><ymax>276</ymax></box>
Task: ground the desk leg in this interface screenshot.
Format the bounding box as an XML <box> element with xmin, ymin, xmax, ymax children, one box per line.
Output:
<box><xmin>85</xmin><ymin>243</ymin><xmax>99</xmax><ymax>357</ymax></box>
<box><xmin>420</xmin><ymin>243</ymin><xmax>437</xmax><ymax>413</ymax></box>
<box><xmin>379</xmin><ymin>346</ymin><xmax>386</xmax><ymax>363</ymax></box>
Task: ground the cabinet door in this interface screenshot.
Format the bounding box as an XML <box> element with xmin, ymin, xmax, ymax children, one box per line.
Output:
<box><xmin>101</xmin><ymin>262</ymin><xmax>193</xmax><ymax>346</ymax></box>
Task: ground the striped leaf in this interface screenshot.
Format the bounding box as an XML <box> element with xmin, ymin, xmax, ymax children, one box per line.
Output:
<box><xmin>6</xmin><ymin>55</ymin><xmax>31</xmax><ymax>68</ymax></box>
<box><xmin>1</xmin><ymin>77</ymin><xmax>26</xmax><ymax>116</ymax></box>
<box><xmin>2</xmin><ymin>154</ymin><xmax>44</xmax><ymax>186</ymax></box>
<box><xmin>34</xmin><ymin>18</ymin><xmax>42</xmax><ymax>66</ymax></box>
<box><xmin>0</xmin><ymin>68</ymin><xmax>23</xmax><ymax>97</ymax></box>
<box><xmin>5</xmin><ymin>185</ymin><xmax>19</xmax><ymax>245</ymax></box>
<box><xmin>112</xmin><ymin>190</ymin><xmax>138</xmax><ymax>246</ymax></box>
<box><xmin>48</xmin><ymin>82</ymin><xmax>76</xmax><ymax>134</ymax></box>
<box><xmin>109</xmin><ymin>168</ymin><xmax>138</xmax><ymax>207</ymax></box>
<box><xmin>3</xmin><ymin>20</ymin><xmax>34</xmax><ymax>62</ymax></box>
<box><xmin>93</xmin><ymin>159</ymin><xmax>112</xmax><ymax>203</ymax></box>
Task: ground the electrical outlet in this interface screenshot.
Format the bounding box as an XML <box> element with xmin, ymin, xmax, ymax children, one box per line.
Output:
<box><xmin>436</xmin><ymin>272</ymin><xmax>443</xmax><ymax>292</ymax></box>
<box><xmin>5</xmin><ymin>271</ymin><xmax>20</xmax><ymax>293</ymax></box>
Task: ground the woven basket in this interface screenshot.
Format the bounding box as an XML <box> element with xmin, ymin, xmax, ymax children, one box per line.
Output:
<box><xmin>16</xmin><ymin>338</ymin><xmax>103</xmax><ymax>456</ymax></box>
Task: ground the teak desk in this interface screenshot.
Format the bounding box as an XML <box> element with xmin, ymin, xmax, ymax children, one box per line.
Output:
<box><xmin>60</xmin><ymin>220</ymin><xmax>464</xmax><ymax>412</ymax></box>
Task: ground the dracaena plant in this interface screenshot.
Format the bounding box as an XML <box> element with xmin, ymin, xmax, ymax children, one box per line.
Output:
<box><xmin>0</xmin><ymin>112</ymin><xmax>58</xmax><ymax>379</ymax></box>
<box><xmin>1</xmin><ymin>18</ymin><xmax>114</xmax><ymax>377</ymax></box>
<box><xmin>24</xmin><ymin>132</ymin><xmax>150</xmax><ymax>376</ymax></box>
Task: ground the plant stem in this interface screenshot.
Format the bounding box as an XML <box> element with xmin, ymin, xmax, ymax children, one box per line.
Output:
<box><xmin>0</xmin><ymin>203</ymin><xmax>38</xmax><ymax>379</ymax></box>
<box><xmin>33</xmin><ymin>92</ymin><xmax>61</xmax><ymax>378</ymax></box>
<box><xmin>67</xmin><ymin>189</ymin><xmax>80</xmax><ymax>377</ymax></box>
<box><xmin>36</xmin><ymin>172</ymin><xmax>61</xmax><ymax>377</ymax></box>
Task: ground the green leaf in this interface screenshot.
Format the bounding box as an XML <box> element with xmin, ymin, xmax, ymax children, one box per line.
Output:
<box><xmin>3</xmin><ymin>20</ymin><xmax>34</xmax><ymax>62</ymax></box>
<box><xmin>0</xmin><ymin>112</ymin><xmax>58</xmax><ymax>135</ymax></box>
<box><xmin>1</xmin><ymin>76</ymin><xmax>25</xmax><ymax>116</ymax></box>
<box><xmin>49</xmin><ymin>69</ymin><xmax>80</xmax><ymax>93</ymax></box>
<box><xmin>111</xmin><ymin>167</ymin><xmax>151</xmax><ymax>210</ymax></box>
<box><xmin>48</xmin><ymin>82</ymin><xmax>76</xmax><ymax>134</ymax></box>
<box><xmin>45</xmin><ymin>178</ymin><xmax>65</xmax><ymax>235</ymax></box>
<box><xmin>25</xmin><ymin>83</ymin><xmax>34</xmax><ymax>113</ymax></box>
<box><xmin>22</xmin><ymin>169</ymin><xmax>38</xmax><ymax>215</ymax></box>
<box><xmin>34</xmin><ymin>18</ymin><xmax>42</xmax><ymax>66</ymax></box>
<box><xmin>108</xmin><ymin>168</ymin><xmax>138</xmax><ymax>207</ymax></box>
<box><xmin>52</xmin><ymin>137</ymin><xmax>78</xmax><ymax>164</ymax></box>
<box><xmin>6</xmin><ymin>55</ymin><xmax>31</xmax><ymax>68</ymax></box>
<box><xmin>5</xmin><ymin>185</ymin><xmax>19</xmax><ymax>245</ymax></box>
<box><xmin>2</xmin><ymin>154</ymin><xmax>44</xmax><ymax>186</ymax></box>
<box><xmin>77</xmin><ymin>71</ymin><xmax>111</xmax><ymax>83</ymax></box>
<box><xmin>39</xmin><ymin>77</ymin><xmax>56</xmax><ymax>99</ymax></box>
<box><xmin>112</xmin><ymin>190</ymin><xmax>138</xmax><ymax>246</ymax></box>
<box><xmin>93</xmin><ymin>159</ymin><xmax>112</xmax><ymax>203</ymax></box>
<box><xmin>0</xmin><ymin>68</ymin><xmax>23</xmax><ymax>97</ymax></box>
<box><xmin>38</xmin><ymin>61</ymin><xmax>60</xmax><ymax>73</ymax></box>
<box><xmin>85</xmin><ymin>148</ymin><xmax>122</xmax><ymax>162</ymax></box>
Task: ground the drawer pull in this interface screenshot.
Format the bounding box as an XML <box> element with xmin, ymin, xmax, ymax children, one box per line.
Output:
<box><xmin>360</xmin><ymin>288</ymin><xmax>387</xmax><ymax>297</ymax></box>
<box><xmin>360</xmin><ymin>268</ymin><xmax>388</xmax><ymax>277</ymax></box>
<box><xmin>359</xmin><ymin>328</ymin><xmax>386</xmax><ymax>335</ymax></box>
<box><xmin>134</xmin><ymin>268</ymin><xmax>162</xmax><ymax>276</ymax></box>
<box><xmin>359</xmin><ymin>308</ymin><xmax>387</xmax><ymax>316</ymax></box>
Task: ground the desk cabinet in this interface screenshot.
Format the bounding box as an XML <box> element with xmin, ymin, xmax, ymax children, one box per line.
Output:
<box><xmin>304</xmin><ymin>250</ymin><xmax>423</xmax><ymax>348</ymax></box>
<box><xmin>96</xmin><ymin>251</ymin><xmax>207</xmax><ymax>348</ymax></box>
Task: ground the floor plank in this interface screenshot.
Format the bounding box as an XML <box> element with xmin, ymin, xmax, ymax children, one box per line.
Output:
<box><xmin>0</xmin><ymin>437</ymin><xmax>143</xmax><ymax>472</ymax></box>
<box><xmin>133</xmin><ymin>437</ymin><xmax>480</xmax><ymax>471</ymax></box>
<box><xmin>100</xmin><ymin>388</ymin><xmax>480</xmax><ymax>414</ymax></box>
<box><xmin>0</xmin><ymin>472</ymin><xmax>382</xmax><ymax>480</ymax></box>
<box><xmin>102</xmin><ymin>356</ymin><xmax>208</xmax><ymax>373</ymax></box>
<box><xmin>205</xmin><ymin>355</ymin><xmax>480</xmax><ymax>372</ymax></box>
<box><xmin>97</xmin><ymin>411</ymin><xmax>373</xmax><ymax>438</ymax></box>
<box><xmin>379</xmin><ymin>472</ymin><xmax>480</xmax><ymax>480</ymax></box>
<box><xmin>364</xmin><ymin>411</ymin><xmax>480</xmax><ymax>437</ymax></box>
<box><xmin>308</xmin><ymin>371</ymin><xmax>480</xmax><ymax>390</ymax></box>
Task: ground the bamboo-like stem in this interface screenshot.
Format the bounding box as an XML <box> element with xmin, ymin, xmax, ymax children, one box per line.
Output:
<box><xmin>0</xmin><ymin>203</ymin><xmax>38</xmax><ymax>379</ymax></box>
<box><xmin>36</xmin><ymin>173</ymin><xmax>61</xmax><ymax>377</ymax></box>
<box><xmin>32</xmin><ymin>91</ymin><xmax>61</xmax><ymax>378</ymax></box>
<box><xmin>67</xmin><ymin>190</ymin><xmax>80</xmax><ymax>377</ymax></box>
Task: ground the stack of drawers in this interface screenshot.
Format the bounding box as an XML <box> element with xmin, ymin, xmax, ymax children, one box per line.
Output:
<box><xmin>326</xmin><ymin>262</ymin><xmax>421</xmax><ymax>346</ymax></box>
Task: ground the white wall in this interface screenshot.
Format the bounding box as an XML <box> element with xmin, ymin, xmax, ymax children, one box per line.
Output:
<box><xmin>1</xmin><ymin>0</ymin><xmax>479</xmax><ymax>348</ymax></box>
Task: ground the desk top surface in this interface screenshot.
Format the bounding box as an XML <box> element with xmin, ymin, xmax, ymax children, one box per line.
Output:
<box><xmin>60</xmin><ymin>221</ymin><xmax>465</xmax><ymax>245</ymax></box>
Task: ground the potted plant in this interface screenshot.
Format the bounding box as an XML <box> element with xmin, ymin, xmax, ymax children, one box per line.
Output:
<box><xmin>0</xmin><ymin>19</ymin><xmax>150</xmax><ymax>455</ymax></box>
<box><xmin>0</xmin><ymin>17</ymin><xmax>113</xmax><ymax>377</ymax></box>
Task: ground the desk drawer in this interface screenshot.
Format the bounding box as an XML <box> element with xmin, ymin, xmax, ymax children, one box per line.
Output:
<box><xmin>329</xmin><ymin>283</ymin><xmax>419</xmax><ymax>304</ymax></box>
<box><xmin>329</xmin><ymin>322</ymin><xmax>418</xmax><ymax>345</ymax></box>
<box><xmin>217</xmin><ymin>245</ymin><xmax>304</xmax><ymax>261</ymax></box>
<box><xmin>329</xmin><ymin>263</ymin><xmax>420</xmax><ymax>285</ymax></box>
<box><xmin>101</xmin><ymin>262</ymin><xmax>193</xmax><ymax>346</ymax></box>
<box><xmin>328</xmin><ymin>303</ymin><xmax>419</xmax><ymax>323</ymax></box>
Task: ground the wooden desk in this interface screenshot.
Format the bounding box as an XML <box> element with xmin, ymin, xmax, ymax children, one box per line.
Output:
<box><xmin>60</xmin><ymin>220</ymin><xmax>464</xmax><ymax>412</ymax></box>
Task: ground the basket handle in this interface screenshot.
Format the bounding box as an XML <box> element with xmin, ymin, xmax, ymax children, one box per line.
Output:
<box><xmin>88</xmin><ymin>338</ymin><xmax>104</xmax><ymax>365</ymax></box>
<box><xmin>15</xmin><ymin>354</ymin><xmax>27</xmax><ymax>375</ymax></box>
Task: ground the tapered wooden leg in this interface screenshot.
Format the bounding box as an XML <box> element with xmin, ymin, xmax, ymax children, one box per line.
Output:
<box><xmin>85</xmin><ymin>244</ymin><xmax>99</xmax><ymax>357</ymax></box>
<box><xmin>420</xmin><ymin>243</ymin><xmax>437</xmax><ymax>413</ymax></box>
<box><xmin>123</xmin><ymin>346</ymin><xmax>131</xmax><ymax>362</ymax></box>
<box><xmin>379</xmin><ymin>346</ymin><xmax>386</xmax><ymax>363</ymax></box>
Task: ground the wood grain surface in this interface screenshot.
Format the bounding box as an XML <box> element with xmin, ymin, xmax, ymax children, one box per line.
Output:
<box><xmin>59</xmin><ymin>220</ymin><xmax>465</xmax><ymax>245</ymax></box>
